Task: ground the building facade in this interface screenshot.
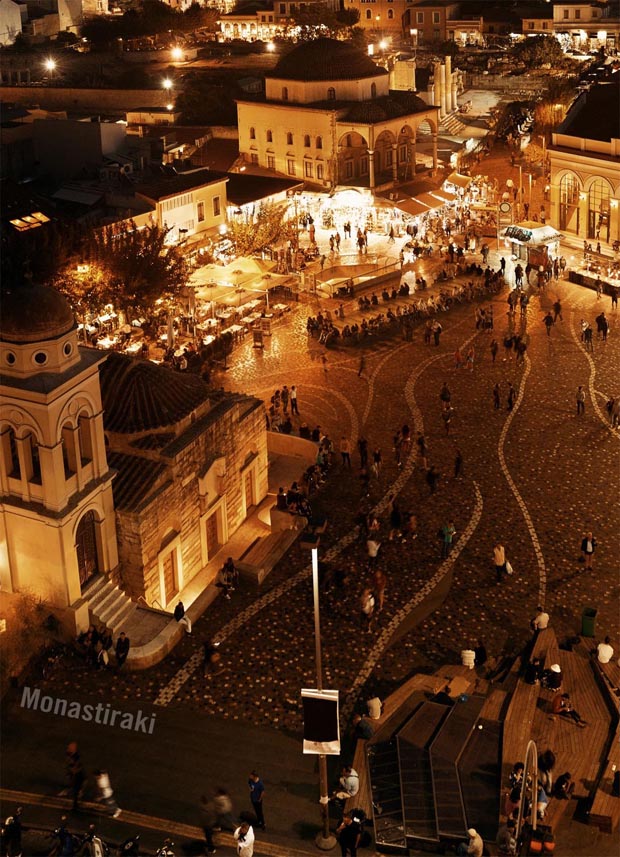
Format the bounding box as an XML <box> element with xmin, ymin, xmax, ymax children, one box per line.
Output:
<box><xmin>548</xmin><ymin>80</ymin><xmax>620</xmax><ymax>245</ymax></box>
<box><xmin>0</xmin><ymin>284</ymin><xmax>269</xmax><ymax>624</ymax></box>
<box><xmin>0</xmin><ymin>284</ymin><xmax>118</xmax><ymax>631</ymax></box>
<box><xmin>134</xmin><ymin>169</ymin><xmax>228</xmax><ymax>245</ymax></box>
<box><xmin>100</xmin><ymin>353</ymin><xmax>268</xmax><ymax>608</ymax></box>
<box><xmin>237</xmin><ymin>38</ymin><xmax>440</xmax><ymax>189</ymax></box>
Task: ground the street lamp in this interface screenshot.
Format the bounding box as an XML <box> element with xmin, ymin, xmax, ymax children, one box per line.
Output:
<box><xmin>44</xmin><ymin>58</ymin><xmax>56</xmax><ymax>82</ymax></box>
<box><xmin>162</xmin><ymin>77</ymin><xmax>173</xmax><ymax>91</ymax></box>
<box><xmin>311</xmin><ymin>548</ymin><xmax>337</xmax><ymax>852</ymax></box>
<box><xmin>266</xmin><ymin>41</ymin><xmax>275</xmax><ymax>53</ymax></box>
<box><xmin>171</xmin><ymin>46</ymin><xmax>183</xmax><ymax>61</ymax></box>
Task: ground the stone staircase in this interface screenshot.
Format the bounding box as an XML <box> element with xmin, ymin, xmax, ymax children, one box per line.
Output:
<box><xmin>439</xmin><ymin>111</ymin><xmax>469</xmax><ymax>136</ymax></box>
<box><xmin>82</xmin><ymin>575</ymin><xmax>138</xmax><ymax>635</ymax></box>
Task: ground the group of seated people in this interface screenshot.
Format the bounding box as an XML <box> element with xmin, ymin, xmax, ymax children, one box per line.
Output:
<box><xmin>76</xmin><ymin>624</ymin><xmax>129</xmax><ymax>669</ymax></box>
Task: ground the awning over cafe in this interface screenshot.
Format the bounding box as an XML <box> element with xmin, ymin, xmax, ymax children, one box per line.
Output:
<box><xmin>394</xmin><ymin>197</ymin><xmax>432</xmax><ymax>217</ymax></box>
<box><xmin>445</xmin><ymin>172</ymin><xmax>473</xmax><ymax>189</ymax></box>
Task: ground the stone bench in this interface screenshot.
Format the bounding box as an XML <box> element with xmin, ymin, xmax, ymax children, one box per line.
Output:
<box><xmin>236</xmin><ymin>528</ymin><xmax>301</xmax><ymax>585</ymax></box>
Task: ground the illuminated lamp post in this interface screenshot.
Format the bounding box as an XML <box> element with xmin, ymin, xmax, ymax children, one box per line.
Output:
<box><xmin>44</xmin><ymin>58</ymin><xmax>56</xmax><ymax>84</ymax></box>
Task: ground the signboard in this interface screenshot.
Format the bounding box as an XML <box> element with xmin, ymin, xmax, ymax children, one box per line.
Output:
<box><xmin>301</xmin><ymin>688</ymin><xmax>340</xmax><ymax>755</ymax></box>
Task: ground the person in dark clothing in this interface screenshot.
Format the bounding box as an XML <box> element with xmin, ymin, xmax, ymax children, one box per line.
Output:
<box><xmin>199</xmin><ymin>795</ymin><xmax>217</xmax><ymax>854</ymax></box>
<box><xmin>336</xmin><ymin>814</ymin><xmax>361</xmax><ymax>857</ymax></box>
<box><xmin>554</xmin><ymin>772</ymin><xmax>575</xmax><ymax>799</ymax></box>
<box><xmin>115</xmin><ymin>632</ymin><xmax>130</xmax><ymax>668</ymax></box>
<box><xmin>426</xmin><ymin>466</ymin><xmax>440</xmax><ymax>494</ymax></box>
<box><xmin>2</xmin><ymin>807</ymin><xmax>23</xmax><ymax>857</ymax></box>
<box><xmin>352</xmin><ymin>713</ymin><xmax>374</xmax><ymax>741</ymax></box>
<box><xmin>248</xmin><ymin>771</ymin><xmax>265</xmax><ymax>830</ymax></box>
<box><xmin>474</xmin><ymin>640</ymin><xmax>487</xmax><ymax>668</ymax></box>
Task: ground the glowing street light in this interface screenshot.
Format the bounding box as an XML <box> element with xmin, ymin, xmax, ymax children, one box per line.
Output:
<box><xmin>44</xmin><ymin>57</ymin><xmax>56</xmax><ymax>72</ymax></box>
<box><xmin>171</xmin><ymin>46</ymin><xmax>183</xmax><ymax>61</ymax></box>
<box><xmin>266</xmin><ymin>41</ymin><xmax>275</xmax><ymax>53</ymax></box>
<box><xmin>162</xmin><ymin>77</ymin><xmax>173</xmax><ymax>91</ymax></box>
<box><xmin>166</xmin><ymin>103</ymin><xmax>174</xmax><ymax>111</ymax></box>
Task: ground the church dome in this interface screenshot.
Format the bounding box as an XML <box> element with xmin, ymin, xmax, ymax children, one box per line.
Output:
<box><xmin>272</xmin><ymin>38</ymin><xmax>388</xmax><ymax>82</ymax></box>
<box><xmin>1</xmin><ymin>283</ymin><xmax>76</xmax><ymax>344</ymax></box>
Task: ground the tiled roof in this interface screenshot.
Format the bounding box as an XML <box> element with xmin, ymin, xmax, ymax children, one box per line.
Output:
<box><xmin>99</xmin><ymin>352</ymin><xmax>211</xmax><ymax>434</ymax></box>
<box><xmin>134</xmin><ymin>168</ymin><xmax>228</xmax><ymax>202</ymax></box>
<box><xmin>108</xmin><ymin>451</ymin><xmax>169</xmax><ymax>513</ymax></box>
<box><xmin>561</xmin><ymin>79</ymin><xmax>620</xmax><ymax>143</ymax></box>
<box><xmin>225</xmin><ymin>173</ymin><xmax>303</xmax><ymax>206</ymax></box>
<box><xmin>340</xmin><ymin>91</ymin><xmax>430</xmax><ymax>124</ymax></box>
<box><xmin>272</xmin><ymin>38</ymin><xmax>388</xmax><ymax>82</ymax></box>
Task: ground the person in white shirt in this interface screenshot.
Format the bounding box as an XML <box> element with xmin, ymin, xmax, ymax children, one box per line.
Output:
<box><xmin>457</xmin><ymin>827</ymin><xmax>484</xmax><ymax>857</ymax></box>
<box><xmin>597</xmin><ymin>636</ymin><xmax>614</xmax><ymax>664</ymax></box>
<box><xmin>531</xmin><ymin>606</ymin><xmax>550</xmax><ymax>632</ymax></box>
<box><xmin>234</xmin><ymin>822</ymin><xmax>255</xmax><ymax>857</ymax></box>
<box><xmin>334</xmin><ymin>766</ymin><xmax>360</xmax><ymax>802</ymax></box>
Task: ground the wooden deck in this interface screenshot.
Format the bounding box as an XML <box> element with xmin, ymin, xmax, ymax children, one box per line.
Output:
<box><xmin>500</xmin><ymin>629</ymin><xmax>615</xmax><ymax>834</ymax></box>
<box><xmin>582</xmin><ymin>640</ymin><xmax>620</xmax><ymax>834</ymax></box>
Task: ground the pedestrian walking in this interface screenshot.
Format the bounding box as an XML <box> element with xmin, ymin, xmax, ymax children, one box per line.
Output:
<box><xmin>576</xmin><ymin>385</ymin><xmax>586</xmax><ymax>416</ymax></box>
<box><xmin>493</xmin><ymin>383</ymin><xmax>501</xmax><ymax>410</ymax></box>
<box><xmin>358</xmin><ymin>353</ymin><xmax>365</xmax><ymax>377</ymax></box>
<box><xmin>466</xmin><ymin>346</ymin><xmax>475</xmax><ymax>371</ymax></box>
<box><xmin>115</xmin><ymin>632</ymin><xmax>130</xmax><ymax>668</ymax></box>
<box><xmin>234</xmin><ymin>822</ymin><xmax>255</xmax><ymax>857</ymax></box>
<box><xmin>248</xmin><ymin>772</ymin><xmax>265</xmax><ymax>830</ymax></box>
<box><xmin>426</xmin><ymin>465</ymin><xmax>439</xmax><ymax>494</ymax></box>
<box><xmin>454</xmin><ymin>448</ymin><xmax>463</xmax><ymax>479</ymax></box>
<box><xmin>281</xmin><ymin>385</ymin><xmax>289</xmax><ymax>414</ymax></box>
<box><xmin>340</xmin><ymin>436</ymin><xmax>352</xmax><ymax>468</ymax></box>
<box><xmin>493</xmin><ymin>542</ymin><xmax>507</xmax><ymax>583</ymax></box>
<box><xmin>373</xmin><ymin>568</ymin><xmax>387</xmax><ymax>612</ymax></box>
<box><xmin>432</xmin><ymin>320</ymin><xmax>443</xmax><ymax>346</ymax></box>
<box><xmin>357</xmin><ymin>436</ymin><xmax>368</xmax><ymax>467</ymax></box>
<box><xmin>214</xmin><ymin>787</ymin><xmax>235</xmax><ymax>831</ymax></box>
<box><xmin>553</xmin><ymin>299</ymin><xmax>563</xmax><ymax>323</ymax></box>
<box><xmin>442</xmin><ymin>405</ymin><xmax>454</xmax><ymax>435</ymax></box>
<box><xmin>440</xmin><ymin>521</ymin><xmax>456</xmax><ymax>559</ymax></box>
<box><xmin>454</xmin><ymin>347</ymin><xmax>464</xmax><ymax>369</ymax></box>
<box><xmin>507</xmin><ymin>383</ymin><xmax>516</xmax><ymax>412</ymax></box>
<box><xmin>490</xmin><ymin>339</ymin><xmax>498</xmax><ymax>363</ymax></box>
<box><xmin>371</xmin><ymin>447</ymin><xmax>382</xmax><ymax>478</ymax></box>
<box><xmin>321</xmin><ymin>354</ymin><xmax>328</xmax><ymax>374</ymax></box>
<box><xmin>290</xmin><ymin>385</ymin><xmax>299</xmax><ymax>415</ymax></box>
<box><xmin>199</xmin><ymin>795</ymin><xmax>217</xmax><ymax>854</ymax></box>
<box><xmin>439</xmin><ymin>382</ymin><xmax>451</xmax><ymax>406</ymax></box>
<box><xmin>360</xmin><ymin>588</ymin><xmax>376</xmax><ymax>632</ymax></box>
<box><xmin>543</xmin><ymin>312</ymin><xmax>554</xmax><ymax>336</ymax></box>
<box><xmin>580</xmin><ymin>531</ymin><xmax>597</xmax><ymax>568</ymax></box>
<box><xmin>94</xmin><ymin>770</ymin><xmax>121</xmax><ymax>818</ymax></box>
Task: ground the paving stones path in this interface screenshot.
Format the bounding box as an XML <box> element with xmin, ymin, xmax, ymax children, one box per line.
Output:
<box><xmin>38</xmin><ymin>245</ymin><xmax>619</xmax><ymax>738</ymax></box>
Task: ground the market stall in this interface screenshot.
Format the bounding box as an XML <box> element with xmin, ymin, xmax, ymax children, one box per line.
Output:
<box><xmin>500</xmin><ymin>221</ymin><xmax>563</xmax><ymax>266</ymax></box>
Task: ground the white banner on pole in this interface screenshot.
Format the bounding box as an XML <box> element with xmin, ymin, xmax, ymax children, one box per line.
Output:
<box><xmin>301</xmin><ymin>688</ymin><xmax>340</xmax><ymax>755</ymax></box>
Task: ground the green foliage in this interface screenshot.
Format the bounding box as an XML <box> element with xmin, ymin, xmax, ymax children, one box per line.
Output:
<box><xmin>56</xmin><ymin>222</ymin><xmax>189</xmax><ymax>319</ymax></box>
<box><xmin>512</xmin><ymin>35</ymin><xmax>565</xmax><ymax>69</ymax></box>
<box><xmin>0</xmin><ymin>591</ymin><xmax>54</xmax><ymax>694</ymax></box>
<box><xmin>228</xmin><ymin>203</ymin><xmax>296</xmax><ymax>256</ymax></box>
